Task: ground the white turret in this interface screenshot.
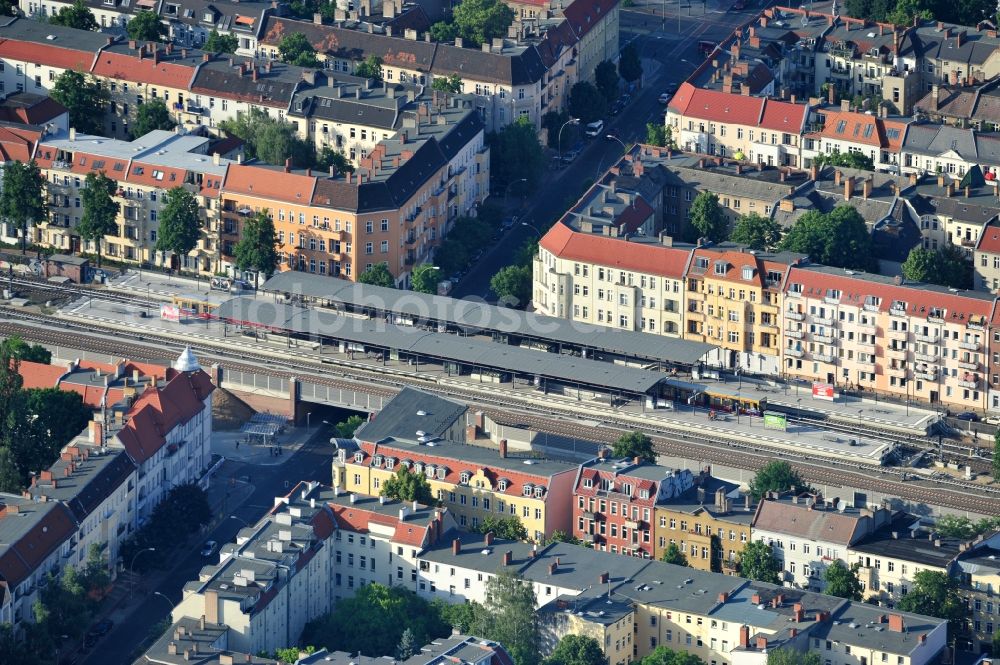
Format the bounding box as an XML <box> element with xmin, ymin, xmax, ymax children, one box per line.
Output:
<box><xmin>173</xmin><ymin>346</ymin><xmax>201</xmax><ymax>372</ymax></box>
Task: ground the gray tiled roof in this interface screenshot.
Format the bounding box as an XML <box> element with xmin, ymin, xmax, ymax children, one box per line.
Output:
<box><xmin>356</xmin><ymin>387</ymin><xmax>467</xmax><ymax>444</ymax></box>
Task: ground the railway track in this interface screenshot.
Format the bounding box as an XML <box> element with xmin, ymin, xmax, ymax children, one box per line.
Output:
<box><xmin>1</xmin><ymin>303</ymin><xmax>998</xmax><ymax>516</ymax></box>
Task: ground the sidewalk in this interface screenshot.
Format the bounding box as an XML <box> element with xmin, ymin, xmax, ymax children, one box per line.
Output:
<box><xmin>213</xmin><ymin>424</ymin><xmax>318</xmax><ymax>466</ymax></box>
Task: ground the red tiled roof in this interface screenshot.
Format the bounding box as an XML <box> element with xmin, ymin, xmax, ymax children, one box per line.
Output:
<box><xmin>976</xmin><ymin>222</ymin><xmax>1000</xmax><ymax>254</ymax></box>
<box><xmin>539</xmin><ymin>222</ymin><xmax>690</xmax><ymax>278</ymax></box>
<box><xmin>573</xmin><ymin>467</ymin><xmax>659</xmax><ymax>506</ymax></box>
<box><xmin>67</xmin><ymin>151</ymin><xmax>129</xmax><ymax>177</ymax></box>
<box><xmin>759</xmin><ymin>99</ymin><xmax>808</xmax><ymax>133</ymax></box>
<box><xmin>818</xmin><ymin>110</ymin><xmax>882</xmax><ymax>148</ymax></box>
<box><xmin>667</xmin><ymin>82</ymin><xmax>765</xmax><ymax>127</ymax></box>
<box><xmin>0</xmin><ymin>501</ymin><xmax>77</xmax><ymax>588</ymax></box>
<box><xmin>562</xmin><ymin>0</ymin><xmax>619</xmax><ymax>38</ymax></box>
<box><xmin>221</xmin><ymin>163</ymin><xmax>318</xmax><ymax>204</ymax></box>
<box><xmin>329</xmin><ymin>503</ymin><xmax>432</xmax><ymax>547</ymax></box>
<box><xmin>0</xmin><ymin>41</ymin><xmax>96</xmax><ymax>72</ymax></box>
<box><xmin>881</xmin><ymin>119</ymin><xmax>907</xmax><ymax>151</ymax></box>
<box><xmin>690</xmin><ymin>248</ymin><xmax>769</xmax><ymax>286</ymax></box>
<box><xmin>127</xmin><ymin>162</ymin><xmax>186</xmax><ymax>189</ymax></box>
<box><xmin>92</xmin><ymin>51</ymin><xmax>194</xmax><ymax>90</ymax></box>
<box><xmin>0</xmin><ymin>96</ymin><xmax>67</xmax><ymax>126</ymax></box>
<box><xmin>0</xmin><ymin>126</ymin><xmax>39</xmax><ymax>162</ymax></box>
<box><xmin>16</xmin><ymin>360</ymin><xmax>66</xmax><ymax>390</ymax></box>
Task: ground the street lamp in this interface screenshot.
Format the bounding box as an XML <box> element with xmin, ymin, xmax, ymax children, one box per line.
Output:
<box><xmin>152</xmin><ymin>591</ymin><xmax>176</xmax><ymax>615</ymax></box>
<box><xmin>230</xmin><ymin>514</ymin><xmax>251</xmax><ymax>527</ymax></box>
<box><xmin>129</xmin><ymin>547</ymin><xmax>156</xmax><ymax>600</ymax></box>
<box><xmin>605</xmin><ymin>134</ymin><xmax>630</xmax><ymax>153</ymax></box>
<box><xmin>558</xmin><ymin>117</ymin><xmax>581</xmax><ymax>163</ymax></box>
<box><xmin>520</xmin><ymin>221</ymin><xmax>544</xmax><ymax>238</ymax></box>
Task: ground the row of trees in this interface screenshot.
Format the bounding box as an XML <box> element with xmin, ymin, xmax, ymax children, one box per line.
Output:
<box><xmin>120</xmin><ymin>483</ymin><xmax>212</xmax><ymax>572</ymax></box>
<box><xmin>843</xmin><ymin>0</ymin><xmax>991</xmax><ymax>32</ymax></box>
<box><xmin>49</xmin><ymin>0</ymin><xmax>165</xmax><ymax>41</ymax></box>
<box><xmin>430</xmin><ymin>0</ymin><xmax>515</xmax><ymax>47</ymax></box>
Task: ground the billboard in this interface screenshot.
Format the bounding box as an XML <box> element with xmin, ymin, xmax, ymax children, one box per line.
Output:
<box><xmin>160</xmin><ymin>304</ymin><xmax>182</xmax><ymax>322</ymax></box>
<box><xmin>812</xmin><ymin>382</ymin><xmax>836</xmax><ymax>401</ymax></box>
<box><xmin>763</xmin><ymin>412</ymin><xmax>788</xmax><ymax>431</ymax></box>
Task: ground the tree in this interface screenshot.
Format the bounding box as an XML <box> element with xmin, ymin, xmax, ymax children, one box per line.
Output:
<box><xmin>639</xmin><ymin>646</ymin><xmax>706</xmax><ymax>665</ymax></box>
<box><xmin>813</xmin><ymin>149</ymin><xmax>874</xmax><ymax>171</ymax></box>
<box><xmin>901</xmin><ymin>245</ymin><xmax>972</xmax><ymax>290</ymax></box>
<box><xmin>432</xmin><ymin>599</ymin><xmax>479</xmax><ymax>633</ymax></box>
<box><xmin>317</xmin><ymin>146</ymin><xmax>354</xmax><ymax>173</ymax></box>
<box><xmin>473</xmin><ymin>570</ymin><xmax>540</xmax><ymax>665</ymax></box>
<box><xmin>569</xmin><ymin>81</ymin><xmax>608</xmax><ymax>125</ymax></box>
<box><xmin>274</xmin><ymin>647</ymin><xmax>317</xmax><ymax>662</ymax></box>
<box><xmin>823</xmin><ymin>560</ymin><xmax>863</xmax><ymax>600</ymax></box>
<box><xmin>731</xmin><ymin>212</ymin><xmax>781</xmax><ymax>250</ymax></box>
<box><xmin>397</xmin><ymin>628</ymin><xmax>417</xmax><ymax>660</ymax></box>
<box><xmin>0</xmin><ymin>336</ymin><xmax>51</xmax><ymax>364</ymax></box>
<box><xmin>51</xmin><ymin>70</ymin><xmax>109</xmax><ymax>136</ymax></box>
<box><xmin>0</xmin><ymin>447</ymin><xmax>20</xmax><ymax>493</ymax></box>
<box><xmin>0</xmin><ymin>160</ymin><xmax>45</xmax><ymax>254</ymax></box>
<box><xmin>688</xmin><ymin>191</ymin><xmax>728</xmax><ymax>243</ymax></box>
<box><xmin>594</xmin><ymin>60</ymin><xmax>619</xmax><ymax>102</ymax></box>
<box><xmin>749</xmin><ymin>461</ymin><xmax>807</xmax><ymax>499</ymax></box>
<box><xmin>476</xmin><ymin>516</ymin><xmax>529</xmax><ymax>541</ymax></box>
<box><xmin>278</xmin><ymin>32</ymin><xmax>319</xmax><ymax>67</ymax></box>
<box><xmin>155</xmin><ymin>187</ymin><xmax>201</xmax><ymax>267</ymax></box>
<box><xmin>412</xmin><ymin>263</ymin><xmax>441</xmax><ymax>294</ymax></box>
<box><xmin>490</xmin><ymin>117</ymin><xmax>543</xmax><ymax>192</ymax></box>
<box><xmin>381</xmin><ymin>465</ymin><xmax>436</xmax><ymax>504</ymax></box>
<box><xmin>12</xmin><ymin>388</ymin><xmax>92</xmax><ymax>482</ymax></box>
<box><xmin>302</xmin><ymin>583</ymin><xmax>450</xmax><ymax>656</ymax></box>
<box><xmin>612</xmin><ymin>431</ymin><xmax>655</xmax><ymax>462</ymax></box>
<box><xmin>738</xmin><ymin>541</ymin><xmax>781</xmax><ymax>583</ymax></box>
<box><xmin>333</xmin><ymin>415</ymin><xmax>365</xmax><ymax>439</ymax></box>
<box><xmin>543</xmin><ymin>635</ymin><xmax>607</xmax><ymax>665</ymax></box>
<box><xmin>49</xmin><ymin>0</ymin><xmax>97</xmax><ymax>30</ymax></box>
<box><xmin>126</xmin><ymin>10</ymin><xmax>167</xmax><ymax>41</ymax></box>
<box><xmin>646</xmin><ymin>123</ymin><xmax>671</xmax><ymax>148</ymax></box>
<box><xmin>548</xmin><ymin>530</ymin><xmax>582</xmax><ymax>545</ymax></box>
<box><xmin>78</xmin><ymin>171</ymin><xmax>120</xmax><ymax>267</ymax></box>
<box><xmin>432</xmin><ymin>74</ymin><xmax>464</xmax><ymax>93</ymax></box>
<box><xmin>490</xmin><ymin>265</ymin><xmax>531</xmax><ymax>306</ymax></box>
<box><xmin>219</xmin><ymin>108</ymin><xmax>314</xmax><ymax>167</ymax></box>
<box><xmin>232</xmin><ymin>210</ymin><xmax>278</xmax><ymax>289</ymax></box>
<box><xmin>993</xmin><ymin>630</ymin><xmax>1000</xmax><ymax>657</ymax></box>
<box><xmin>355</xmin><ymin>55</ymin><xmax>384</xmax><ymax>81</ymax></box>
<box><xmin>359</xmin><ymin>263</ymin><xmax>396</xmax><ymax>288</ymax></box>
<box><xmin>766</xmin><ymin>650</ymin><xmax>821</xmax><ymax>665</ymax></box>
<box><xmin>618</xmin><ymin>43</ymin><xmax>642</xmax><ymax>83</ymax></box>
<box><xmin>431</xmin><ymin>0</ymin><xmax>514</xmax><ymax>46</ymax></box>
<box><xmin>660</xmin><ymin>542</ymin><xmax>689</xmax><ymax>567</ymax></box>
<box><xmin>203</xmin><ymin>29</ymin><xmax>238</xmax><ymax>54</ymax></box>
<box><xmin>897</xmin><ymin>570</ymin><xmax>966</xmax><ymax>633</ymax></box>
<box><xmin>779</xmin><ymin>206</ymin><xmax>874</xmax><ymax>271</ymax></box>
<box><xmin>131</xmin><ymin>100</ymin><xmax>176</xmax><ymax>138</ymax></box>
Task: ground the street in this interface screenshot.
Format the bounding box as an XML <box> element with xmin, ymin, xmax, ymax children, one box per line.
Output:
<box><xmin>452</xmin><ymin>0</ymin><xmax>755</xmax><ymax>301</ymax></box>
<box><xmin>83</xmin><ymin>430</ymin><xmax>333</xmax><ymax>665</ymax></box>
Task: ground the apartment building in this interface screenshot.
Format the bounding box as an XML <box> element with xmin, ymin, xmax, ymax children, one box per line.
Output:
<box><xmin>912</xmin><ymin>77</ymin><xmax>1000</xmax><ymax>130</ymax></box>
<box><xmin>955</xmin><ymin>535</ymin><xmax>1000</xmax><ymax>653</ymax></box>
<box><xmin>219</xmin><ymin>99</ymin><xmax>487</xmax><ymax>284</ymax></box>
<box><xmin>332</xmin><ymin>388</ymin><xmax>578</xmax><ymax>541</ymax></box>
<box><xmin>174</xmin><ymin>481</ymin><xmax>337</xmax><ymax>655</ymax></box>
<box><xmin>751</xmin><ymin>494</ymin><xmax>892</xmax><ymax>592</ymax></box>
<box><xmin>849</xmin><ymin>514</ymin><xmax>963</xmax><ymax>606</ymax></box>
<box><xmin>419</xmin><ymin>529</ymin><xmax>948</xmax><ymax>665</ymax></box>
<box><xmin>666</xmin><ymin>83</ymin><xmax>809</xmax><ymax>167</ymax></box>
<box><xmin>801</xmin><ymin>106</ymin><xmax>909</xmax><ymax>174</ymax></box>
<box><xmin>908</xmin><ymin>172</ymin><xmax>1000</xmax><ymax>259</ymax></box>
<box><xmin>571</xmin><ymin>457</ymin><xmax>690</xmax><ymax>559</ymax></box>
<box><xmin>533</xmin><ymin>222</ymin><xmax>689</xmax><ymax>334</ymax></box>
<box><xmin>683</xmin><ymin>244</ymin><xmax>800</xmax><ymax>376</ymax></box>
<box><xmin>34</xmin><ymin>128</ymin><xmax>231</xmax><ymax>272</ymax></box>
<box><xmin>654</xmin><ymin>473</ymin><xmax>754</xmax><ymax>574</ymax></box>
<box><xmin>973</xmin><ymin>218</ymin><xmax>1000</xmax><ymax>291</ymax></box>
<box><xmin>900</xmin><ymin>124</ymin><xmax>1000</xmax><ymax>180</ymax></box>
<box><xmin>781</xmin><ymin>263</ymin><xmax>994</xmax><ymax>409</ymax></box>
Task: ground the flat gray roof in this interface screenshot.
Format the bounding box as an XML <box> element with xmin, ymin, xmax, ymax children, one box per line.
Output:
<box><xmin>260</xmin><ymin>272</ymin><xmax>714</xmax><ymax>366</ymax></box>
<box><xmin>217</xmin><ymin>297</ymin><xmax>665</xmax><ymax>394</ymax></box>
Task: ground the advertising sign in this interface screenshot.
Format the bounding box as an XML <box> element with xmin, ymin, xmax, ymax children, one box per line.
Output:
<box><xmin>763</xmin><ymin>412</ymin><xmax>788</xmax><ymax>431</ymax></box>
<box><xmin>160</xmin><ymin>304</ymin><xmax>182</xmax><ymax>322</ymax></box>
<box><xmin>812</xmin><ymin>382</ymin><xmax>836</xmax><ymax>401</ymax></box>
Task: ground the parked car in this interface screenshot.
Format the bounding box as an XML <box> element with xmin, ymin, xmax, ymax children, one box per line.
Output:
<box><xmin>90</xmin><ymin>619</ymin><xmax>114</xmax><ymax>637</ymax></box>
<box><xmin>584</xmin><ymin>119</ymin><xmax>605</xmax><ymax>138</ymax></box>
<box><xmin>502</xmin><ymin>216</ymin><xmax>518</xmax><ymax>230</ymax></box>
<box><xmin>665</xmin><ymin>83</ymin><xmax>677</xmax><ymax>94</ymax></box>
<box><xmin>561</xmin><ymin>148</ymin><xmax>581</xmax><ymax>164</ymax></box>
<box><xmin>200</xmin><ymin>540</ymin><xmax>218</xmax><ymax>557</ymax></box>
<box><xmin>954</xmin><ymin>411</ymin><xmax>981</xmax><ymax>422</ymax></box>
<box><xmin>658</xmin><ymin>92</ymin><xmax>673</xmax><ymax>104</ymax></box>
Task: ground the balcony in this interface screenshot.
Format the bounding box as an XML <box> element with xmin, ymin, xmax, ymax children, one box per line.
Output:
<box><xmin>915</xmin><ymin>370</ymin><xmax>936</xmax><ymax>381</ymax></box>
<box><xmin>915</xmin><ymin>333</ymin><xmax>939</xmax><ymax>343</ymax></box>
<box><xmin>968</xmin><ymin>321</ymin><xmax>985</xmax><ymax>331</ymax></box>
<box><xmin>927</xmin><ymin>315</ymin><xmax>944</xmax><ymax>324</ymax></box>
<box><xmin>886</xmin><ymin>364</ymin><xmax>907</xmax><ymax>376</ymax></box>
<box><xmin>858</xmin><ymin>322</ymin><xmax>877</xmax><ymax>333</ymax></box>
<box><xmin>785</xmin><ymin>329</ymin><xmax>804</xmax><ymax>339</ymax></box>
<box><xmin>885</xmin><ymin>345</ymin><xmax>908</xmax><ymax>358</ymax></box>
<box><xmin>581</xmin><ymin>510</ymin><xmax>596</xmax><ymax>520</ymax></box>
<box><xmin>856</xmin><ymin>357</ymin><xmax>875</xmax><ymax>366</ymax></box>
<box><xmin>785</xmin><ymin>347</ymin><xmax>804</xmax><ymax>358</ymax></box>
<box><xmin>812</xmin><ymin>352</ymin><xmax>834</xmax><ymax>363</ymax></box>
<box><xmin>958</xmin><ymin>360</ymin><xmax>980</xmax><ymax>371</ymax></box>
<box><xmin>785</xmin><ymin>311</ymin><xmax>804</xmax><ymax>321</ymax></box>
<box><xmin>889</xmin><ymin>307</ymin><xmax>907</xmax><ymax>318</ymax></box>
<box><xmin>624</xmin><ymin>519</ymin><xmax>641</xmax><ymax>530</ymax></box>
<box><xmin>812</xmin><ymin>333</ymin><xmax>834</xmax><ymax>344</ymax></box>
<box><xmin>960</xmin><ymin>341</ymin><xmax>981</xmax><ymax>351</ymax></box>
<box><xmin>959</xmin><ymin>378</ymin><xmax>979</xmax><ymax>389</ymax></box>
<box><xmin>813</xmin><ymin>316</ymin><xmax>833</xmax><ymax>326</ymax></box>
<box><xmin>581</xmin><ymin>532</ymin><xmax>596</xmax><ymax>543</ymax></box>
<box><xmin>915</xmin><ymin>352</ymin><xmax>938</xmax><ymax>362</ymax></box>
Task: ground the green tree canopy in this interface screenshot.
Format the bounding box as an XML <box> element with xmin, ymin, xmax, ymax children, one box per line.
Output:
<box><xmin>411</xmin><ymin>263</ymin><xmax>442</xmax><ymax>294</ymax></box>
<box><xmin>739</xmin><ymin>540</ymin><xmax>781</xmax><ymax>583</ymax></box>
<box><xmin>219</xmin><ymin>108</ymin><xmax>315</xmax><ymax>167</ymax></box>
<box><xmin>475</xmin><ymin>516</ymin><xmax>529</xmax><ymax>541</ymax></box>
<box><xmin>10</xmin><ymin>388</ymin><xmax>91</xmax><ymax>482</ymax></box>
<box><xmin>569</xmin><ymin>81</ymin><xmax>608</xmax><ymax>124</ymax></box>
<box><xmin>317</xmin><ymin>146</ymin><xmax>355</xmax><ymax>174</ymax></box>
<box><xmin>900</xmin><ymin>245</ymin><xmax>972</xmax><ymax>290</ymax></box>
<box><xmin>646</xmin><ymin>123</ymin><xmax>671</xmax><ymax>148</ymax></box>
<box><xmin>612</xmin><ymin>431</ymin><xmax>655</xmax><ymax>462</ymax></box>
<box><xmin>381</xmin><ymin>465</ymin><xmax>436</xmax><ymax>504</ymax></box>
<box><xmin>49</xmin><ymin>0</ymin><xmax>97</xmax><ymax>30</ymax></box>
<box><xmin>543</xmin><ymin>635</ymin><xmax>607</xmax><ymax>665</ymax></box>
<box><xmin>749</xmin><ymin>461</ymin><xmax>807</xmax><ymax>499</ymax></box>
<box><xmin>639</xmin><ymin>646</ymin><xmax>706</xmax><ymax>665</ymax></box>
<box><xmin>432</xmin><ymin>599</ymin><xmax>479</xmax><ymax>633</ymax></box>
<box><xmin>78</xmin><ymin>171</ymin><xmax>120</xmax><ymax>267</ymax></box>
<box><xmin>766</xmin><ymin>649</ymin><xmax>821</xmax><ymax>665</ymax></box>
<box><xmin>731</xmin><ymin>213</ymin><xmax>781</xmax><ymax>250</ymax></box>
<box><xmin>688</xmin><ymin>191</ymin><xmax>728</xmax><ymax>243</ymax></box>
<box><xmin>333</xmin><ymin>414</ymin><xmax>365</xmax><ymax>439</ymax></box>
<box><xmin>232</xmin><ymin>209</ymin><xmax>279</xmax><ymax>288</ymax></box>
<box><xmin>779</xmin><ymin>205</ymin><xmax>874</xmax><ymax>270</ymax></box>
<box><xmin>203</xmin><ymin>29</ymin><xmax>238</xmax><ymax>54</ymax></box>
<box><xmin>154</xmin><ymin>187</ymin><xmax>201</xmax><ymax>263</ymax></box>
<box><xmin>359</xmin><ymin>263</ymin><xmax>396</xmax><ymax>287</ymax></box>
<box><xmin>302</xmin><ymin>583</ymin><xmax>450</xmax><ymax>656</ymax></box>
<box><xmin>490</xmin><ymin>265</ymin><xmax>531</xmax><ymax>306</ymax></box>
<box><xmin>431</xmin><ymin>0</ymin><xmax>515</xmax><ymax>46</ymax></box>
<box><xmin>472</xmin><ymin>570</ymin><xmax>540</xmax><ymax>665</ymax></box>
<box><xmin>132</xmin><ymin>100</ymin><xmax>176</xmax><ymax>138</ymax></box>
<box><xmin>432</xmin><ymin>74</ymin><xmax>464</xmax><ymax>93</ymax></box>
<box><xmin>278</xmin><ymin>32</ymin><xmax>320</xmax><ymax>67</ymax></box>
<box><xmin>0</xmin><ymin>160</ymin><xmax>45</xmax><ymax>253</ymax></box>
<box><xmin>355</xmin><ymin>55</ymin><xmax>384</xmax><ymax>81</ymax></box>
<box><xmin>595</xmin><ymin>60</ymin><xmax>620</xmax><ymax>102</ymax></box>
<box><xmin>823</xmin><ymin>560</ymin><xmax>863</xmax><ymax>600</ymax></box>
<box><xmin>618</xmin><ymin>44</ymin><xmax>642</xmax><ymax>83</ymax></box>
<box><xmin>813</xmin><ymin>150</ymin><xmax>874</xmax><ymax>171</ymax></box>
<box><xmin>660</xmin><ymin>542</ymin><xmax>689</xmax><ymax>566</ymax></box>
<box><xmin>0</xmin><ymin>336</ymin><xmax>51</xmax><ymax>364</ymax></box>
<box><xmin>126</xmin><ymin>10</ymin><xmax>168</xmax><ymax>41</ymax></box>
<box><xmin>490</xmin><ymin>117</ymin><xmax>543</xmax><ymax>192</ymax></box>
<box><xmin>51</xmin><ymin>70</ymin><xmax>110</xmax><ymax>135</ymax></box>
<box><xmin>896</xmin><ymin>570</ymin><xmax>966</xmax><ymax>633</ymax></box>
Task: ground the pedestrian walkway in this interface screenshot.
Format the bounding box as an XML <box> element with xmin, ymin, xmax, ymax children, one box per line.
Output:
<box><xmin>213</xmin><ymin>424</ymin><xmax>319</xmax><ymax>466</ymax></box>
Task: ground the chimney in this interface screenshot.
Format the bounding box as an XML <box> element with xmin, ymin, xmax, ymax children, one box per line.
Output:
<box><xmin>313</xmin><ymin>11</ymin><xmax>322</xmax><ymax>23</ymax></box>
<box><xmin>965</xmin><ymin>185</ymin><xmax>971</xmax><ymax>197</ymax></box>
<box><xmin>756</xmin><ymin>636</ymin><xmax>768</xmax><ymax>650</ymax></box>
<box><xmin>252</xmin><ymin>67</ymin><xmax>258</xmax><ymax>82</ymax></box>
<box><xmin>203</xmin><ymin>52</ymin><xmax>210</xmax><ymax>62</ymax></box>
<box><xmin>718</xmin><ymin>592</ymin><xmax>729</xmax><ymax>603</ymax></box>
<box><xmin>751</xmin><ymin>593</ymin><xmax>762</xmax><ymax>604</ymax></box>
<box><xmin>739</xmin><ymin>625</ymin><xmax>750</xmax><ymax>648</ymax></box>
<box><xmin>828</xmin><ymin>84</ymin><xmax>836</xmax><ymax>104</ymax></box>
<box><xmin>153</xmin><ymin>46</ymin><xmax>159</xmax><ymax>64</ymax></box>
<box><xmin>793</xmin><ymin>604</ymin><xmax>804</xmax><ymax>622</ymax></box>
<box><xmin>455</xmin><ymin>36</ymin><xmax>463</xmax><ymax>48</ymax></box>
<box><xmin>89</xmin><ymin>420</ymin><xmax>103</xmax><ymax>444</ymax></box>
<box><xmin>841</xmin><ymin>99</ymin><xmax>850</xmax><ymax>113</ymax></box>
<box><xmin>503</xmin><ymin>550</ymin><xmax>513</xmax><ymax>566</ymax></box>
<box><xmin>844</xmin><ymin>175</ymin><xmax>854</xmax><ymax>200</ymax></box>
<box><xmin>909</xmin><ymin>172</ymin><xmax>918</xmax><ymax>185</ymax></box>
<box><xmin>835</xmin><ymin>170</ymin><xmax>843</xmax><ymax>185</ymax></box>
<box><xmin>599</xmin><ymin>571</ymin><xmax>610</xmax><ymax>584</ymax></box>
<box><xmin>200</xmin><ymin>615</ymin><xmax>206</xmax><ymax>630</ymax></box>
<box><xmin>548</xmin><ymin>561</ymin><xmax>558</xmax><ymax>575</ymax></box>
<box><xmin>780</xmin><ymin>198</ymin><xmax>794</xmax><ymax>212</ymax></box>
<box><xmin>919</xmin><ymin>634</ymin><xmax>927</xmax><ymax>644</ymax></box>
<box><xmin>862</xmin><ymin>178</ymin><xmax>872</xmax><ymax>200</ymax></box>
<box><xmin>888</xmin><ymin>614</ymin><xmax>905</xmax><ymax>632</ymax></box>
<box><xmin>485</xmin><ymin>531</ymin><xmax>494</xmax><ymax>546</ymax></box>
<box><xmin>938</xmin><ymin>174</ymin><xmax>946</xmax><ymax>187</ymax></box>
<box><xmin>452</xmin><ymin>538</ymin><xmax>461</xmax><ymax>555</ymax></box>
<box><xmin>499</xmin><ymin>439</ymin><xmax>507</xmax><ymax>458</ymax></box>
<box><xmin>129</xmin><ymin>39</ymin><xmax>137</xmax><ymax>49</ymax></box>
<box><xmin>284</xmin><ymin>158</ymin><xmax>291</xmax><ymax>173</ymax></box>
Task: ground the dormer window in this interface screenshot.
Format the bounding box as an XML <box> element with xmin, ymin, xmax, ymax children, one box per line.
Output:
<box><xmin>460</xmin><ymin>472</ymin><xmax>470</xmax><ymax>484</ymax></box>
<box><xmin>374</xmin><ymin>455</ymin><xmax>383</xmax><ymax>467</ymax></box>
<box><xmin>498</xmin><ymin>480</ymin><xmax>508</xmax><ymax>492</ymax></box>
<box><xmin>436</xmin><ymin>467</ymin><xmax>447</xmax><ymax>480</ymax></box>
<box><xmin>522</xmin><ymin>484</ymin><xmax>534</xmax><ymax>496</ymax></box>
<box><xmin>583</xmin><ymin>478</ymin><xmax>593</xmax><ymax>489</ymax></box>
<box><xmin>414</xmin><ymin>462</ymin><xmax>424</xmax><ymax>474</ymax></box>
<box><xmin>425</xmin><ymin>465</ymin><xmax>435</xmax><ymax>478</ymax></box>
<box><xmin>741</xmin><ymin>266</ymin><xmax>754</xmax><ymax>280</ymax></box>
<box><xmin>386</xmin><ymin>457</ymin><xmax>395</xmax><ymax>470</ymax></box>
<box><xmin>640</xmin><ymin>489</ymin><xmax>650</xmax><ymax>500</ymax></box>
<box><xmin>353</xmin><ymin>452</ymin><xmax>364</xmax><ymax>463</ymax></box>
<box><xmin>534</xmin><ymin>486</ymin><xmax>544</xmax><ymax>498</ymax></box>
<box><xmin>714</xmin><ymin>261</ymin><xmax>728</xmax><ymax>276</ymax></box>
<box><xmin>622</xmin><ymin>483</ymin><xmax>633</xmax><ymax>496</ymax></box>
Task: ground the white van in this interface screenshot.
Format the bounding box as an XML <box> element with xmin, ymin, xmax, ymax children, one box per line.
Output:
<box><xmin>584</xmin><ymin>119</ymin><xmax>605</xmax><ymax>138</ymax></box>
